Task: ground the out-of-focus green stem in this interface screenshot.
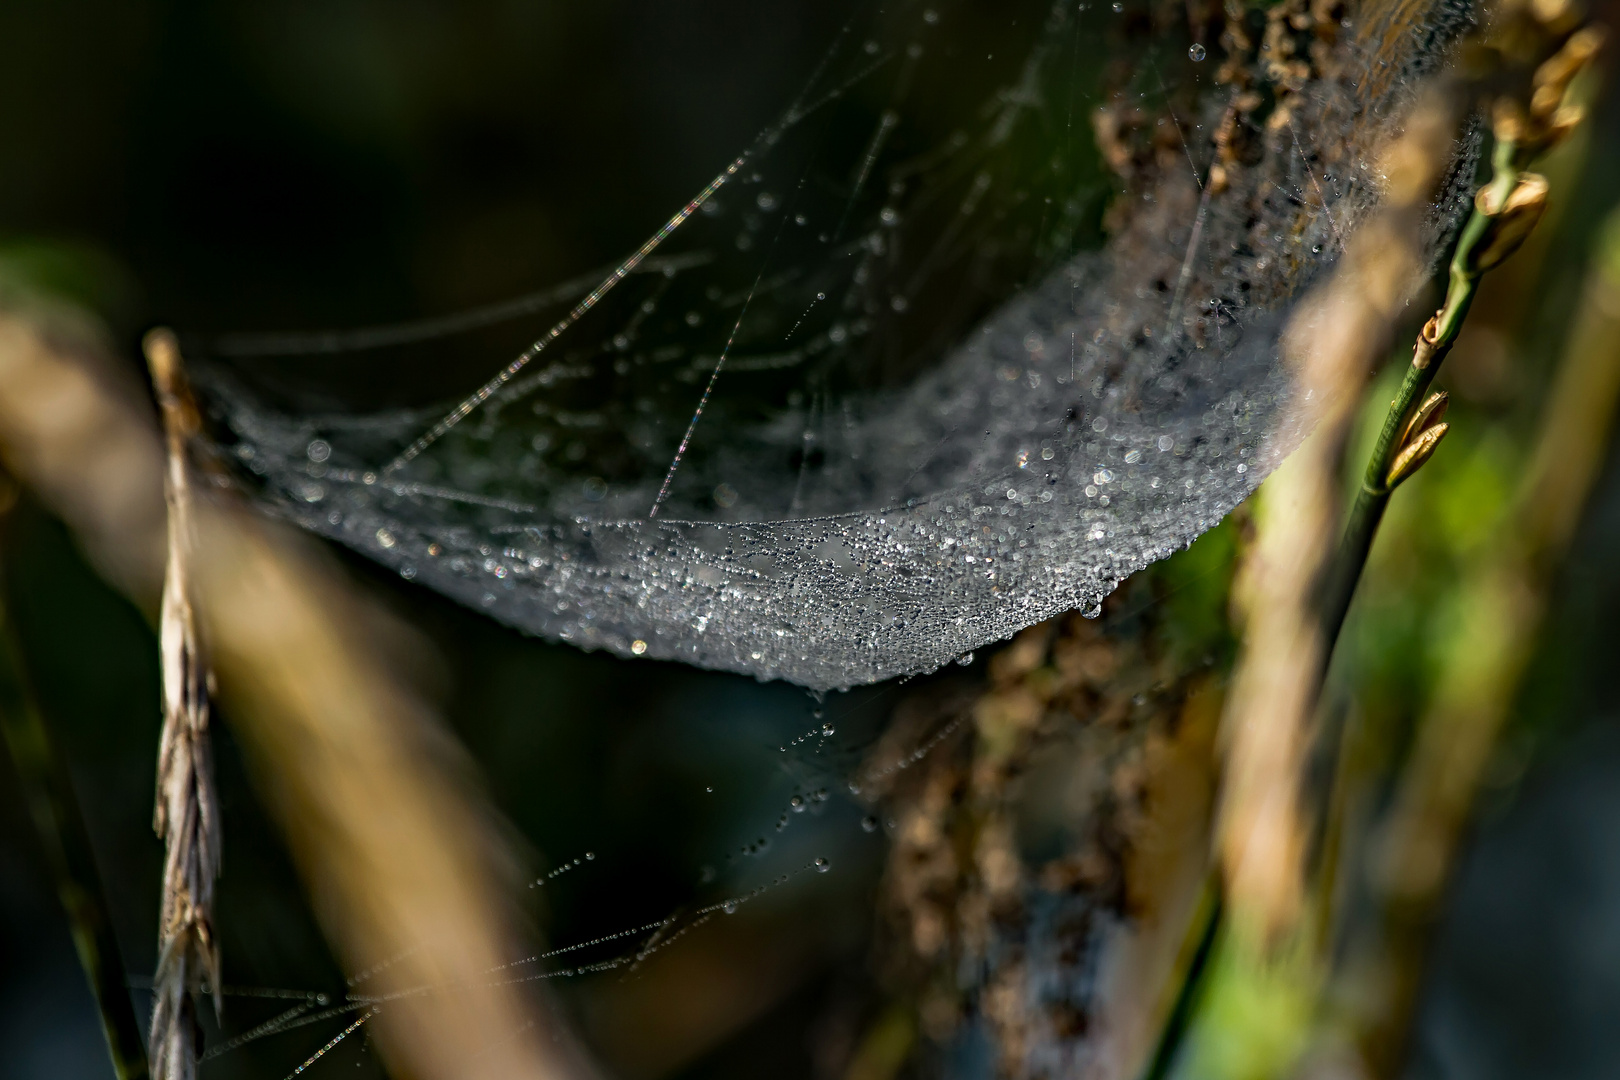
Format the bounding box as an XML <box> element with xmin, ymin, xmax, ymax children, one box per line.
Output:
<box><xmin>0</xmin><ymin>508</ymin><xmax>150</xmax><ymax>1080</ymax></box>
<box><xmin>1139</xmin><ymin>886</ymin><xmax>1224</xmax><ymax>1080</ymax></box>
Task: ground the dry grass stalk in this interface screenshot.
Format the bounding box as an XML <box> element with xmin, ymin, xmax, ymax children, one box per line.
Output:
<box><xmin>144</xmin><ymin>329</ymin><xmax>221</xmax><ymax>1080</ymax></box>
<box><xmin>1215</xmin><ymin>94</ymin><xmax>1459</xmax><ymax>943</ymax></box>
<box><xmin>0</xmin><ymin>298</ymin><xmax>588</xmax><ymax>1079</ymax></box>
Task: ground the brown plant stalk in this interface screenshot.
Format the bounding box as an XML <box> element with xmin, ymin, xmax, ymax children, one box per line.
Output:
<box><xmin>145</xmin><ymin>328</ymin><xmax>221</xmax><ymax>1080</ymax></box>
<box><xmin>0</xmin><ymin>298</ymin><xmax>590</xmax><ymax>1078</ymax></box>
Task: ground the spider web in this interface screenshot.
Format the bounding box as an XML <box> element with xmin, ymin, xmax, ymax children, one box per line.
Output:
<box><xmin>193</xmin><ymin>0</ymin><xmax>1462</xmax><ymax>694</ymax></box>
<box><xmin>164</xmin><ymin>2</ymin><xmax>1479</xmax><ymax>1070</ymax></box>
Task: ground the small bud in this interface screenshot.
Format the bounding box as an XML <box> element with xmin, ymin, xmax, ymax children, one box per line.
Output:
<box><xmin>1545</xmin><ymin>102</ymin><xmax>1585</xmax><ymax>147</ymax></box>
<box><xmin>1491</xmin><ymin>98</ymin><xmax>1528</xmax><ymax>146</ymax></box>
<box><xmin>1533</xmin><ymin>27</ymin><xmax>1606</xmax><ymax>107</ymax></box>
<box><xmin>1412</xmin><ymin>312</ymin><xmax>1443</xmax><ymax>369</ymax></box>
<box><xmin>1401</xmin><ymin>390</ymin><xmax>1450</xmax><ymax>446</ymax></box>
<box><xmin>1386</xmin><ymin>422</ymin><xmax>1450</xmax><ymax>488</ymax></box>
<box><xmin>1530</xmin><ymin>0</ymin><xmax>1574</xmax><ymax>27</ymax></box>
<box><xmin>1471</xmin><ymin>173</ymin><xmax>1549</xmax><ymax>272</ymax></box>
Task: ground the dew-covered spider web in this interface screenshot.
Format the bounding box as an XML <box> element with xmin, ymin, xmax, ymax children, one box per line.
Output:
<box><xmin>162</xmin><ymin>1</ymin><xmax>1482</xmax><ymax>1071</ymax></box>
<box><xmin>194</xmin><ymin>0</ymin><xmax>1468</xmax><ymax>691</ymax></box>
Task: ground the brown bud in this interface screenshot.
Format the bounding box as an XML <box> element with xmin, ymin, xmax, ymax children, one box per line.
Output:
<box><xmin>1386</xmin><ymin>422</ymin><xmax>1450</xmax><ymax>488</ymax></box>
<box><xmin>1412</xmin><ymin>312</ymin><xmax>1443</xmax><ymax>369</ymax></box>
<box><xmin>1533</xmin><ymin>26</ymin><xmax>1606</xmax><ymax>105</ymax></box>
<box><xmin>1530</xmin><ymin>0</ymin><xmax>1575</xmax><ymax>28</ymax></box>
<box><xmin>1471</xmin><ymin>173</ymin><xmax>1550</xmax><ymax>272</ymax></box>
<box><xmin>1401</xmin><ymin>390</ymin><xmax>1451</xmax><ymax>446</ymax></box>
<box><xmin>1491</xmin><ymin>97</ymin><xmax>1529</xmax><ymax>145</ymax></box>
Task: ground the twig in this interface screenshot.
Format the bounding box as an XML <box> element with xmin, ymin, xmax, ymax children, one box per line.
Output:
<box><xmin>1318</xmin><ymin>21</ymin><xmax>1605</xmax><ymax>651</ymax></box>
<box><xmin>145</xmin><ymin>328</ymin><xmax>222</xmax><ymax>1080</ymax></box>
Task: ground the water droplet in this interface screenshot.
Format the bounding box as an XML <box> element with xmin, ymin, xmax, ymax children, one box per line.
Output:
<box><xmin>791</xmin><ymin>796</ymin><xmax>806</xmax><ymax>812</ymax></box>
<box><xmin>814</xmin><ymin>857</ymin><xmax>831</xmax><ymax>873</ymax></box>
<box><xmin>706</xmin><ymin>786</ymin><xmax>713</xmax><ymax>792</ymax></box>
<box><xmin>585</xmin><ymin>852</ymin><xmax>595</xmax><ymax>860</ymax></box>
<box><xmin>822</xmin><ymin>722</ymin><xmax>836</xmax><ymax>737</ymax></box>
<box><xmin>1189</xmin><ymin>43</ymin><xmax>1206</xmax><ymax>61</ymax></box>
<box><xmin>1041</xmin><ymin>447</ymin><xmax>1056</xmax><ymax>460</ymax></box>
<box><xmin>375</xmin><ymin>528</ymin><xmax>396</xmax><ymax>549</ymax></box>
<box><xmin>631</xmin><ymin>639</ymin><xmax>648</xmax><ymax>655</ymax></box>
<box><xmin>1112</xmin><ymin>2</ymin><xmax>1123</xmax><ymax>11</ymax></box>
<box><xmin>722</xmin><ymin>900</ymin><xmax>738</xmax><ymax>914</ymax></box>
<box><xmin>1158</xmin><ymin>434</ymin><xmax>1175</xmax><ymax>451</ymax></box>
<box><xmin>861</xmin><ymin>815</ymin><xmax>880</xmax><ymax>833</ymax></box>
<box><xmin>957</xmin><ymin>652</ymin><xmax>975</xmax><ymax>666</ymax></box>
<box><xmin>306</xmin><ymin>439</ymin><xmax>331</xmax><ymax>463</ymax></box>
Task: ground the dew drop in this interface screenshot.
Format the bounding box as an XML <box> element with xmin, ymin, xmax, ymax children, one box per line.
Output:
<box><xmin>861</xmin><ymin>815</ymin><xmax>880</xmax><ymax>833</ymax></box>
<box><xmin>722</xmin><ymin>900</ymin><xmax>738</xmax><ymax>914</ymax></box>
<box><xmin>814</xmin><ymin>857</ymin><xmax>831</xmax><ymax>873</ymax></box>
<box><xmin>822</xmin><ymin>722</ymin><xmax>836</xmax><ymax>737</ymax></box>
<box><xmin>1189</xmin><ymin>43</ymin><xmax>1206</xmax><ymax>61</ymax></box>
<box><xmin>631</xmin><ymin>639</ymin><xmax>648</xmax><ymax>655</ymax></box>
<box><xmin>791</xmin><ymin>795</ymin><xmax>806</xmax><ymax>812</ymax></box>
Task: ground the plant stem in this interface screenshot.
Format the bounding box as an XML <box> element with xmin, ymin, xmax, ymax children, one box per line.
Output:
<box><xmin>0</xmin><ymin>508</ymin><xmax>151</xmax><ymax>1080</ymax></box>
<box><xmin>1318</xmin><ymin>139</ymin><xmax>1522</xmax><ymax>652</ymax></box>
<box><xmin>1139</xmin><ymin>885</ymin><xmax>1224</xmax><ymax>1080</ymax></box>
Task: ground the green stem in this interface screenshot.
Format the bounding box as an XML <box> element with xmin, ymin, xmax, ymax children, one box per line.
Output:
<box><xmin>1318</xmin><ymin>141</ymin><xmax>1522</xmax><ymax>652</ymax></box>
<box><xmin>1139</xmin><ymin>885</ymin><xmax>1224</xmax><ymax>1080</ymax></box>
<box><xmin>0</xmin><ymin>518</ymin><xmax>150</xmax><ymax>1080</ymax></box>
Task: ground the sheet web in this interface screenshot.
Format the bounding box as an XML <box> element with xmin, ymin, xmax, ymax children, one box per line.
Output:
<box><xmin>176</xmin><ymin>0</ymin><xmax>1473</xmax><ymax>1072</ymax></box>
<box><xmin>195</xmin><ymin>0</ymin><xmax>1460</xmax><ymax>692</ymax></box>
